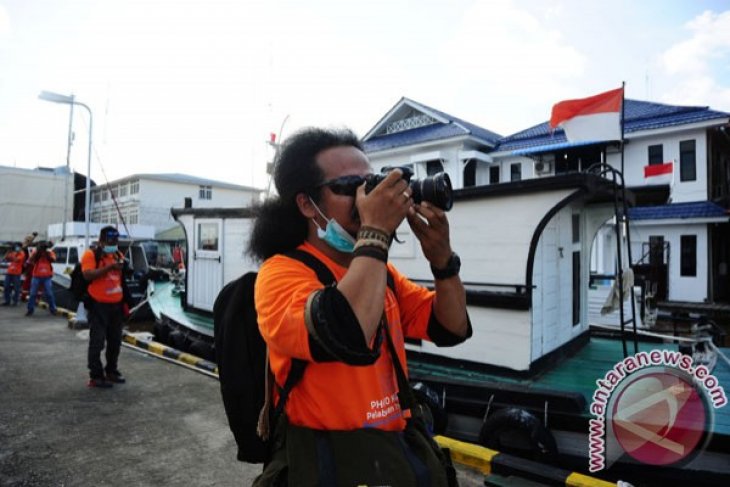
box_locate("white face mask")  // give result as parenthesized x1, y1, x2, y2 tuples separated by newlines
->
(309, 197, 356, 253)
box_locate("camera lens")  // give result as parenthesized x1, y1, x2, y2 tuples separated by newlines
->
(411, 172, 453, 211)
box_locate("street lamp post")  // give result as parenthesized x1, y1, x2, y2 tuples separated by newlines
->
(39, 91, 93, 250)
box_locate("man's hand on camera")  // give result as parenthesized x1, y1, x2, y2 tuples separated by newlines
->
(355, 169, 412, 235)
(406, 201, 452, 269)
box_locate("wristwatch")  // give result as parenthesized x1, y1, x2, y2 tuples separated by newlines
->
(430, 252, 461, 280)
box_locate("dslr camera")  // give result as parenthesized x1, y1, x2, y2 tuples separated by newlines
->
(364, 166, 453, 211)
(37, 241, 52, 251)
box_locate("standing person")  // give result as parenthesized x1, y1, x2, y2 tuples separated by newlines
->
(20, 232, 38, 301)
(25, 241, 57, 316)
(249, 128, 471, 486)
(2, 242, 26, 306)
(83, 226, 128, 388)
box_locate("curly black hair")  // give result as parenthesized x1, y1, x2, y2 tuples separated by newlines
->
(247, 127, 362, 262)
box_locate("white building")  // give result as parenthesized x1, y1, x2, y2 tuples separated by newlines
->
(0, 165, 73, 241)
(88, 173, 264, 234)
(362, 97, 730, 308)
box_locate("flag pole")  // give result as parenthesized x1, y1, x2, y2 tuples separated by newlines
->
(620, 81, 625, 175)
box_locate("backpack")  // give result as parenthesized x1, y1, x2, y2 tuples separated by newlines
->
(213, 250, 335, 463)
(70, 249, 101, 302)
(70, 249, 129, 304)
(213, 249, 396, 464)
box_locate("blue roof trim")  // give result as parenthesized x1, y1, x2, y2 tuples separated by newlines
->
(628, 201, 730, 221)
(497, 99, 730, 153)
(364, 124, 471, 152)
(362, 97, 502, 152)
(512, 140, 601, 156)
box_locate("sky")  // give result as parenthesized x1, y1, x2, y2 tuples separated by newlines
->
(1, 0, 729, 190)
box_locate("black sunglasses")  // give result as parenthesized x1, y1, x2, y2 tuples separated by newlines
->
(317, 175, 368, 197)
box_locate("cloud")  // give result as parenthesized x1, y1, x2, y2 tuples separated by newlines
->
(432, 0, 587, 134)
(0, 4, 10, 43)
(659, 9, 730, 109)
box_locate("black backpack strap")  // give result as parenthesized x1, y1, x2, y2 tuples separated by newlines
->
(272, 249, 397, 415)
(271, 249, 336, 416)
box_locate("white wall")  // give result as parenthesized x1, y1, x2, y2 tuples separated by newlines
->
(91, 178, 262, 233)
(607, 128, 708, 203)
(630, 222, 708, 302)
(0, 166, 73, 241)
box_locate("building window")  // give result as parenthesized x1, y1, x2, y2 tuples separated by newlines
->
(118, 183, 128, 197)
(648, 144, 663, 165)
(110, 185, 118, 198)
(426, 160, 443, 176)
(680, 235, 697, 277)
(197, 222, 219, 251)
(680, 140, 696, 182)
(489, 166, 500, 184)
(510, 162, 522, 181)
(130, 180, 139, 194)
(199, 185, 212, 200)
(463, 160, 476, 187)
(101, 190, 108, 201)
(128, 210, 138, 224)
(93, 191, 101, 203)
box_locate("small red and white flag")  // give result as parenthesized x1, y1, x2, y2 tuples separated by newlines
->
(644, 160, 674, 185)
(549, 87, 623, 143)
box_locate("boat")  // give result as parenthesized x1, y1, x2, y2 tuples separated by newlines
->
(47, 222, 180, 320)
(148, 171, 730, 485)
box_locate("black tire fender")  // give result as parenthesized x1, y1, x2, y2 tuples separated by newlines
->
(478, 407, 557, 461)
(411, 382, 448, 435)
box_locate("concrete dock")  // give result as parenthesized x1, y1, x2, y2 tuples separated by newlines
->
(0, 304, 487, 486)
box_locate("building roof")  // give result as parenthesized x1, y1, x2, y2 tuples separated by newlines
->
(362, 97, 502, 153)
(496, 99, 730, 154)
(628, 201, 730, 221)
(95, 173, 263, 193)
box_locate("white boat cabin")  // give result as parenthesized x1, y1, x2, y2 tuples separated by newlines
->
(391, 173, 623, 372)
(171, 207, 258, 313)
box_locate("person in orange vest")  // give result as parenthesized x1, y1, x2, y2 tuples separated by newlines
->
(2, 242, 26, 306)
(25, 241, 57, 316)
(83, 226, 129, 388)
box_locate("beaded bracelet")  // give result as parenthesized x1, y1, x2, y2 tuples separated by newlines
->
(357, 226, 390, 245)
(354, 238, 389, 253)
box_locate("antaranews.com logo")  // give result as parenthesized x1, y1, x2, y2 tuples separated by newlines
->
(588, 349, 727, 472)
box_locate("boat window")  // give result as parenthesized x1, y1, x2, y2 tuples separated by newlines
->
(130, 245, 147, 272)
(68, 247, 79, 265)
(54, 247, 68, 265)
(198, 223, 219, 251)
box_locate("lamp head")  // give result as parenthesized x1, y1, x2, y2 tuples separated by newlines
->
(38, 91, 75, 104)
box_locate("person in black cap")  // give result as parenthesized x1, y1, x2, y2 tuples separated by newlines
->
(82, 226, 128, 388)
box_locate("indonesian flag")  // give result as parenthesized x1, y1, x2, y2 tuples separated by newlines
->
(549, 87, 623, 142)
(644, 161, 674, 185)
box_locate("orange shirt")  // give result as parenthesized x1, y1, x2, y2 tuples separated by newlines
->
(30, 250, 55, 278)
(255, 242, 435, 432)
(81, 250, 124, 303)
(6, 251, 26, 275)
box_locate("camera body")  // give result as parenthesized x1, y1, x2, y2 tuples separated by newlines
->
(36, 241, 52, 251)
(364, 166, 453, 211)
